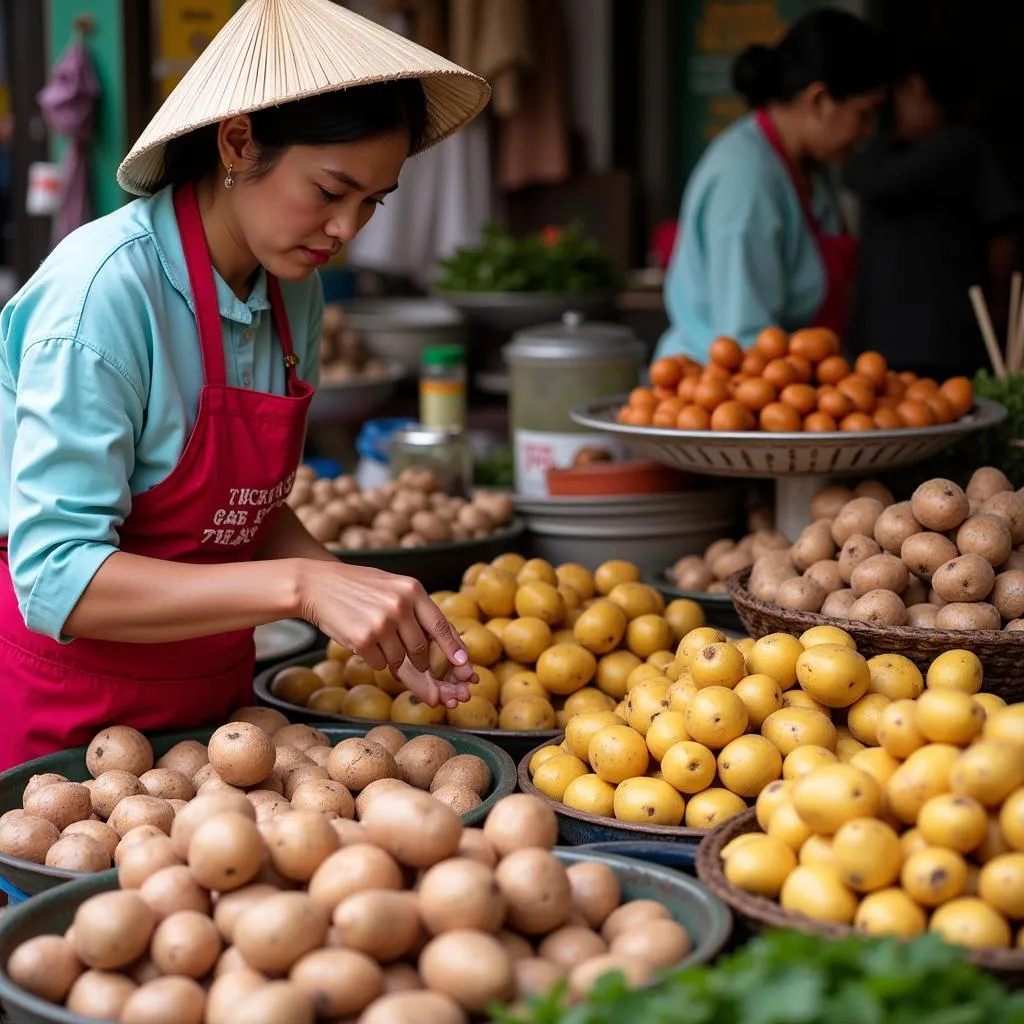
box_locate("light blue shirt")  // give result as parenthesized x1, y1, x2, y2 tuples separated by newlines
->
(0, 186, 323, 642)
(657, 113, 841, 362)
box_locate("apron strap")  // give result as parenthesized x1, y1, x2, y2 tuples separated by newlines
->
(266, 274, 301, 388)
(173, 184, 228, 387)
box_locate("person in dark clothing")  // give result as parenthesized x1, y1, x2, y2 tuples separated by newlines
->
(843, 45, 1021, 380)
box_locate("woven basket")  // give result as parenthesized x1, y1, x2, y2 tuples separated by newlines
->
(727, 568, 1024, 704)
(696, 808, 1024, 985)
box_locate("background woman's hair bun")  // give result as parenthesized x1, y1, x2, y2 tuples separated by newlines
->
(732, 43, 779, 108)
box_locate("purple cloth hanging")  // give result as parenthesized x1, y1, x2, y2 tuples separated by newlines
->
(37, 38, 100, 243)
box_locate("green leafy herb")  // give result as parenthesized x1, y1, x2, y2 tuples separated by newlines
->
(490, 930, 1024, 1024)
(435, 222, 620, 295)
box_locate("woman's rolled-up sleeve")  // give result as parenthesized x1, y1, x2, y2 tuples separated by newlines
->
(9, 336, 144, 642)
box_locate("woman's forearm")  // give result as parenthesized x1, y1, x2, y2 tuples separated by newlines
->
(62, 551, 303, 643)
(256, 504, 337, 563)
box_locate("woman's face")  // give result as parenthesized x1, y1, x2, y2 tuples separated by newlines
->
(227, 129, 410, 281)
(804, 86, 885, 163)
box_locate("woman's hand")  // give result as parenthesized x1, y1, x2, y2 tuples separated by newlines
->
(295, 561, 476, 708)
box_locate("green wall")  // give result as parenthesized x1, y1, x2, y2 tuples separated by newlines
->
(47, 0, 126, 217)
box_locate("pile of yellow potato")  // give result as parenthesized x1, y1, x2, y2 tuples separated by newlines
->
(525, 623, 900, 830)
(721, 648, 1024, 949)
(270, 556, 708, 732)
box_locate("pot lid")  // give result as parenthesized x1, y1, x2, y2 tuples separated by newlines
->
(503, 311, 646, 362)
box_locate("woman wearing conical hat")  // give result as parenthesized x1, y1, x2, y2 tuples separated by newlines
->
(0, 0, 490, 767)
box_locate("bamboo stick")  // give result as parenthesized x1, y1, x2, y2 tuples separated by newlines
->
(1008, 272, 1022, 372)
(969, 285, 1007, 379)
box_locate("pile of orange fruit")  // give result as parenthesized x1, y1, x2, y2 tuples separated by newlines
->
(620, 328, 975, 434)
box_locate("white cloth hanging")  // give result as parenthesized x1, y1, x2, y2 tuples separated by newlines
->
(340, 0, 494, 285)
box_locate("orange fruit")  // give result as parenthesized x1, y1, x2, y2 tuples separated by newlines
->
(816, 356, 850, 385)
(854, 352, 888, 389)
(693, 377, 731, 411)
(817, 387, 853, 419)
(804, 411, 838, 432)
(652, 386, 676, 402)
(873, 407, 904, 430)
(620, 405, 652, 426)
(711, 400, 757, 432)
(629, 387, 656, 410)
(883, 372, 906, 401)
(898, 371, 918, 385)
(779, 383, 818, 415)
(703, 363, 733, 382)
(677, 376, 698, 403)
(840, 412, 876, 432)
(786, 354, 814, 383)
(677, 404, 711, 430)
(790, 328, 839, 363)
(756, 327, 789, 360)
(837, 375, 876, 414)
(652, 398, 685, 427)
(740, 351, 768, 376)
(924, 393, 955, 425)
(734, 377, 778, 412)
(760, 402, 802, 432)
(895, 399, 935, 427)
(905, 379, 939, 401)
(650, 358, 683, 389)
(709, 337, 744, 371)
(940, 377, 974, 418)
(763, 358, 797, 390)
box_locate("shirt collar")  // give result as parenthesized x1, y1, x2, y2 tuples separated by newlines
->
(149, 185, 272, 326)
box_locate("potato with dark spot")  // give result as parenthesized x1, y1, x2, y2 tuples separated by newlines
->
(935, 602, 1002, 630)
(991, 570, 1024, 622)
(804, 560, 844, 595)
(873, 502, 923, 555)
(821, 589, 857, 618)
(901, 532, 958, 582)
(837, 534, 882, 584)
(848, 590, 908, 627)
(957, 514, 1013, 568)
(394, 736, 456, 790)
(931, 554, 995, 604)
(850, 553, 908, 597)
(911, 479, 970, 532)
(982, 491, 1024, 545)
(208, 722, 277, 788)
(86, 726, 154, 779)
(774, 576, 826, 613)
(831, 498, 885, 547)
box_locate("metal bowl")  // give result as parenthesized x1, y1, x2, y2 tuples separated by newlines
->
(0, 724, 515, 898)
(328, 518, 525, 594)
(437, 291, 616, 336)
(308, 361, 406, 426)
(255, 650, 560, 763)
(339, 297, 468, 376)
(0, 849, 731, 1024)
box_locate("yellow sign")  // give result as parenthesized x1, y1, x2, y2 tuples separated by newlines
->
(155, 0, 236, 101)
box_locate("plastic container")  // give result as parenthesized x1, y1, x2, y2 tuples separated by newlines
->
(504, 312, 646, 498)
(354, 417, 417, 491)
(419, 344, 467, 430)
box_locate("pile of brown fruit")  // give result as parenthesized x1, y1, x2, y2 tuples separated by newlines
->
(5, 784, 695, 1024)
(0, 714, 496, 876)
(749, 468, 1024, 630)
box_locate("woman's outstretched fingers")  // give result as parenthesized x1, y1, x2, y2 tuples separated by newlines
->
(417, 596, 470, 669)
(396, 617, 431, 673)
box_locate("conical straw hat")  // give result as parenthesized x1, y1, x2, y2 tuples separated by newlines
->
(118, 0, 491, 197)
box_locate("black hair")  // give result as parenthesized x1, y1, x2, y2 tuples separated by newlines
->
(732, 9, 890, 110)
(164, 78, 428, 186)
(893, 43, 961, 109)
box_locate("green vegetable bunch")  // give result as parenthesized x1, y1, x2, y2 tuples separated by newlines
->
(435, 222, 620, 295)
(492, 930, 1024, 1024)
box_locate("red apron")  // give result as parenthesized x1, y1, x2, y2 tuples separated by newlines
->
(0, 183, 313, 770)
(756, 109, 860, 338)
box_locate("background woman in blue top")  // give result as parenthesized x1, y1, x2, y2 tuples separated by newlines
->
(658, 9, 889, 363)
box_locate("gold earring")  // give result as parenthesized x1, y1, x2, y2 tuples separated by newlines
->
(224, 163, 234, 189)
